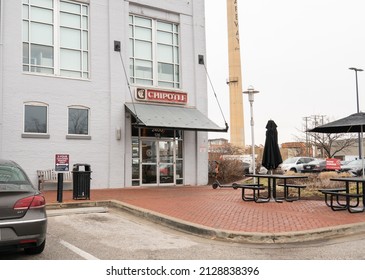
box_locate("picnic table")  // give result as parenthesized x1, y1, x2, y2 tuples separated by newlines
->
(245, 174, 308, 203)
(319, 177, 365, 213)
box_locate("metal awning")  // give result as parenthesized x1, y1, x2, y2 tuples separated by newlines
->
(125, 103, 228, 132)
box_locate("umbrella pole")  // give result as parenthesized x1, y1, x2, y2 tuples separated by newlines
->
(269, 169, 273, 198)
(361, 126, 364, 178)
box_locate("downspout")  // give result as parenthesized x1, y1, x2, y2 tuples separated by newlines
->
(0, 0, 4, 157)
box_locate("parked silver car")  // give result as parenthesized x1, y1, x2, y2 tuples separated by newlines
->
(340, 159, 364, 176)
(0, 160, 47, 254)
(279, 157, 315, 173)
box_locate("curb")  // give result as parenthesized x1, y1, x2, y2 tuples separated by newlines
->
(47, 206, 108, 217)
(46, 200, 365, 244)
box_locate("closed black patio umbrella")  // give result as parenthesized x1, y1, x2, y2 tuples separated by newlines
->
(262, 120, 283, 172)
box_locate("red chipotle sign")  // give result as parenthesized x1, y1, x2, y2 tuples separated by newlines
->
(136, 88, 188, 105)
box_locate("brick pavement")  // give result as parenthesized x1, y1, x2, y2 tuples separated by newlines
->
(43, 185, 365, 236)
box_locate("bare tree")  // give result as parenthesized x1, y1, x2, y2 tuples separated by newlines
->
(209, 142, 244, 156)
(309, 132, 357, 158)
(295, 132, 356, 158)
(299, 115, 357, 158)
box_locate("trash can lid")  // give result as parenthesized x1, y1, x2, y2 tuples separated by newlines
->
(73, 163, 91, 171)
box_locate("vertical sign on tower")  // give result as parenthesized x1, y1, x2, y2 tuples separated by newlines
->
(227, 0, 245, 147)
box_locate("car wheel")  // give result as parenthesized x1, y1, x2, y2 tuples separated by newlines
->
(24, 239, 46, 255)
(290, 168, 297, 173)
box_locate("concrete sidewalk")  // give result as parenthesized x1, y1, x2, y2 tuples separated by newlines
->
(43, 185, 365, 243)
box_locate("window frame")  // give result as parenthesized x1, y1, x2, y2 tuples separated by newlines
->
(129, 14, 180, 89)
(22, 0, 90, 79)
(22, 102, 50, 139)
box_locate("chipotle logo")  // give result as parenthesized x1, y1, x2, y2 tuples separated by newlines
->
(136, 88, 188, 105)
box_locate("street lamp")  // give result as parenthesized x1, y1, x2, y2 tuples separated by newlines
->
(349, 67, 363, 159)
(243, 86, 259, 176)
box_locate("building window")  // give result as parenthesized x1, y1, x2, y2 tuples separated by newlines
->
(129, 15, 180, 88)
(22, 0, 89, 79)
(24, 102, 48, 134)
(68, 106, 89, 135)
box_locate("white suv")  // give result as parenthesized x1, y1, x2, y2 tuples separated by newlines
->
(280, 157, 315, 173)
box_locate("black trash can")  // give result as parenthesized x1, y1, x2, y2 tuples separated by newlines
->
(72, 164, 91, 200)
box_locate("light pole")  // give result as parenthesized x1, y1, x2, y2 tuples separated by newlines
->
(243, 86, 259, 176)
(349, 67, 363, 159)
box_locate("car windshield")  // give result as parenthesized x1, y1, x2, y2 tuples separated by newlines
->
(0, 165, 33, 191)
(345, 160, 363, 167)
(282, 158, 297, 164)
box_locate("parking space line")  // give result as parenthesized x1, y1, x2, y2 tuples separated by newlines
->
(59, 239, 99, 260)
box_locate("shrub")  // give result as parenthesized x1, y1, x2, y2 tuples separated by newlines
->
(209, 160, 246, 184)
(285, 171, 352, 190)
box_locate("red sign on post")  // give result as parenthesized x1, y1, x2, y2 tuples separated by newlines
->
(55, 154, 70, 172)
(326, 158, 341, 170)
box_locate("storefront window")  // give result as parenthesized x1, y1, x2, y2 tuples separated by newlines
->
(176, 160, 183, 185)
(132, 138, 140, 186)
(175, 139, 183, 158)
(175, 139, 183, 185)
(140, 128, 175, 138)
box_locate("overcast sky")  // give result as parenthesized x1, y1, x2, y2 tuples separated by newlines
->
(205, 0, 365, 146)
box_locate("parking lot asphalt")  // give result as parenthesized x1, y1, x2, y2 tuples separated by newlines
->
(43, 185, 365, 243)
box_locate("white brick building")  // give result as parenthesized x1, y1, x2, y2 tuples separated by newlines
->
(0, 0, 226, 189)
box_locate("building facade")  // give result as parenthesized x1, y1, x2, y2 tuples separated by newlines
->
(0, 0, 225, 189)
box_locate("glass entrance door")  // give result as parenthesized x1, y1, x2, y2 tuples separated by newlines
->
(141, 139, 175, 186)
(141, 140, 157, 185)
(158, 140, 174, 185)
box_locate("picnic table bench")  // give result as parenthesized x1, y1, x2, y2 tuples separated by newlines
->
(37, 169, 72, 190)
(232, 183, 266, 202)
(319, 188, 347, 209)
(277, 183, 307, 202)
(321, 190, 363, 213)
(319, 177, 365, 213)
